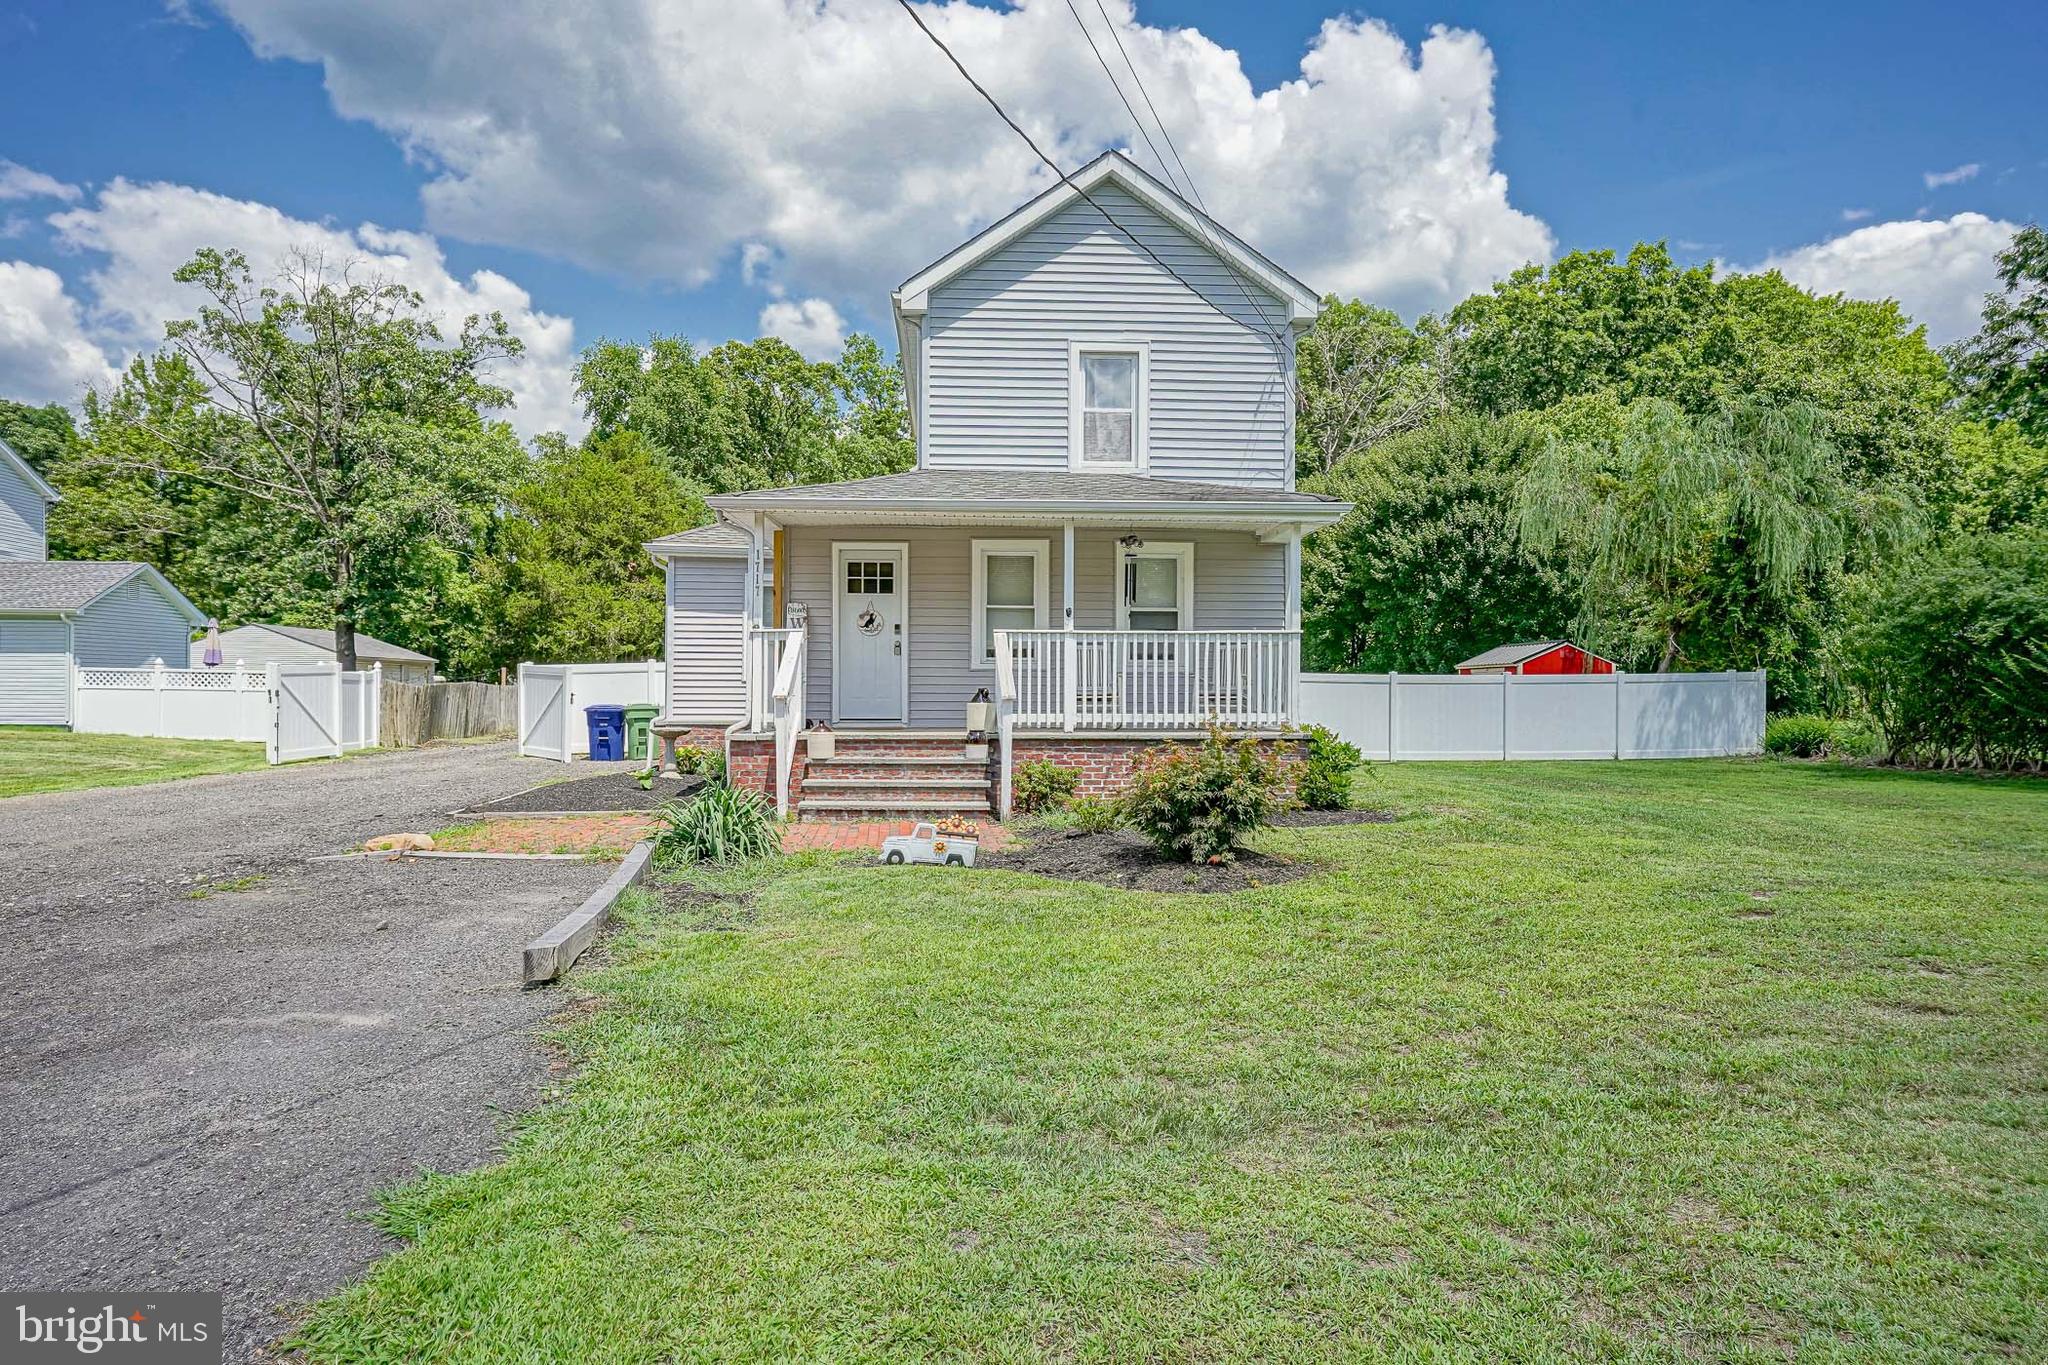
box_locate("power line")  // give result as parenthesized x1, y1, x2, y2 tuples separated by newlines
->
(892, 0, 1284, 357)
(1063, 0, 1181, 197)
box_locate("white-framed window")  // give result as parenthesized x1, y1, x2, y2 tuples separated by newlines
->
(1069, 342, 1147, 472)
(970, 538, 1049, 669)
(1116, 540, 1194, 632)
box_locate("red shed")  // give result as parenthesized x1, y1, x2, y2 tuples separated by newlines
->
(1455, 641, 1616, 676)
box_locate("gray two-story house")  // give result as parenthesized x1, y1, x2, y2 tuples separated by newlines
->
(646, 152, 1351, 818)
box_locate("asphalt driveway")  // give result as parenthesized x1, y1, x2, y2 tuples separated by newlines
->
(0, 743, 617, 1360)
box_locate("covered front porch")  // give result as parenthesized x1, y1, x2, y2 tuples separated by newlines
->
(706, 470, 1350, 816)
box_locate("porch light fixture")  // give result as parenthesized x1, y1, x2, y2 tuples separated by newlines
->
(1117, 534, 1144, 548)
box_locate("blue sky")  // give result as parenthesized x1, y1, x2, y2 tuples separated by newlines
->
(1, 0, 2040, 436)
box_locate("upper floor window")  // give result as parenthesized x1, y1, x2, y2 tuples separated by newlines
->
(1070, 343, 1147, 472)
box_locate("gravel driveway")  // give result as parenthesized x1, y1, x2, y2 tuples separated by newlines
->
(0, 744, 619, 1359)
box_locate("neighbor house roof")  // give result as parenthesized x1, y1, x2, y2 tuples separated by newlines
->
(704, 472, 1343, 532)
(234, 623, 436, 665)
(643, 522, 752, 558)
(0, 560, 204, 620)
(1455, 641, 1578, 671)
(0, 435, 60, 504)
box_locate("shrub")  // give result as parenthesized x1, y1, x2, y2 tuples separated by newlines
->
(1037, 796, 1124, 834)
(654, 785, 778, 865)
(1119, 727, 1282, 864)
(1013, 759, 1080, 814)
(1296, 725, 1363, 809)
(671, 744, 728, 785)
(1764, 714, 1837, 758)
(1844, 530, 2048, 770)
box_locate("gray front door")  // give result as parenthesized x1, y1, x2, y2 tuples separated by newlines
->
(835, 547, 905, 722)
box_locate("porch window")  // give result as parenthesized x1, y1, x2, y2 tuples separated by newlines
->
(1069, 343, 1147, 471)
(971, 539, 1049, 668)
(1116, 541, 1194, 633)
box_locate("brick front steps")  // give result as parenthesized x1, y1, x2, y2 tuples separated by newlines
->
(798, 734, 993, 820)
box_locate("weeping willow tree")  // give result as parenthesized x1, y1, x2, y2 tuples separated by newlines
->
(1516, 396, 1918, 676)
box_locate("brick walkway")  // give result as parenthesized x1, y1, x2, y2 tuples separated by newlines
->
(780, 820, 1011, 852)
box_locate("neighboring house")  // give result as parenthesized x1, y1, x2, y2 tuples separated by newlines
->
(0, 437, 210, 725)
(1456, 641, 1617, 676)
(645, 152, 1353, 818)
(195, 623, 437, 683)
(0, 561, 209, 725)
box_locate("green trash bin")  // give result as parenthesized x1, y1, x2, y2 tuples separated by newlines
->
(623, 703, 660, 762)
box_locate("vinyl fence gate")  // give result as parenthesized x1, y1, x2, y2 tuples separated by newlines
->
(516, 660, 663, 761)
(268, 662, 382, 764)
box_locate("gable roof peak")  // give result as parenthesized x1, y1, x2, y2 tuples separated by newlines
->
(892, 148, 1318, 324)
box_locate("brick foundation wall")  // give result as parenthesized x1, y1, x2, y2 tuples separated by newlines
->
(1007, 734, 1307, 805)
(727, 735, 775, 800)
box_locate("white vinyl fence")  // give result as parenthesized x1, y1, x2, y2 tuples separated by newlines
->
(73, 659, 382, 764)
(517, 660, 663, 761)
(1299, 671, 1765, 761)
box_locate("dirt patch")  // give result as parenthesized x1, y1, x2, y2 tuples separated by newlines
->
(433, 814, 654, 854)
(979, 827, 1321, 893)
(649, 879, 760, 931)
(1270, 808, 1396, 828)
(466, 772, 703, 814)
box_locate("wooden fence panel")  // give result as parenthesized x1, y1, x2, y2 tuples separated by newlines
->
(380, 680, 516, 746)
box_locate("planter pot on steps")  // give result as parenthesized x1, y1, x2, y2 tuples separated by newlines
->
(806, 732, 836, 762)
(963, 742, 990, 764)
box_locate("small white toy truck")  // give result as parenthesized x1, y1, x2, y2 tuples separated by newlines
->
(879, 822, 979, 867)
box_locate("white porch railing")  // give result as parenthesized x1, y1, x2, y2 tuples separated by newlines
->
(770, 631, 806, 817)
(999, 629, 1300, 732)
(748, 627, 802, 732)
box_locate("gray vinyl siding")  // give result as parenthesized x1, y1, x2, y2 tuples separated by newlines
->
(667, 557, 747, 722)
(72, 575, 194, 667)
(786, 524, 1285, 728)
(0, 457, 48, 562)
(0, 619, 71, 724)
(923, 183, 1293, 490)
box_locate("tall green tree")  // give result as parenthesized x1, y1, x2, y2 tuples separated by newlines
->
(1302, 414, 1575, 672)
(478, 432, 705, 671)
(1293, 298, 1446, 480)
(1448, 242, 1953, 494)
(96, 248, 529, 668)
(1516, 397, 1917, 690)
(1949, 223, 2048, 440)
(576, 332, 911, 495)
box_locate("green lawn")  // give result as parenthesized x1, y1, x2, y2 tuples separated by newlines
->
(0, 725, 267, 798)
(296, 760, 2046, 1363)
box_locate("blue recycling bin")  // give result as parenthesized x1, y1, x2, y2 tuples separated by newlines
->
(584, 704, 626, 761)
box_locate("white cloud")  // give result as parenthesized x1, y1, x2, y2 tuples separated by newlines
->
(205, 0, 1552, 319)
(0, 159, 81, 203)
(1742, 212, 2017, 343)
(1922, 162, 1980, 190)
(0, 261, 121, 405)
(1840, 207, 1872, 222)
(32, 178, 582, 439)
(758, 296, 846, 359)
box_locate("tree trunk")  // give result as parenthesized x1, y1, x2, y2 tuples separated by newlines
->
(333, 543, 358, 671)
(334, 616, 358, 672)
(1656, 627, 1680, 673)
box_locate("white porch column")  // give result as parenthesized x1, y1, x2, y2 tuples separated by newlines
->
(1061, 520, 1077, 733)
(1284, 530, 1303, 724)
(745, 512, 765, 729)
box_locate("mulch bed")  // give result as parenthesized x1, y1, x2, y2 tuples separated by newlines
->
(466, 772, 704, 815)
(979, 807, 1394, 894)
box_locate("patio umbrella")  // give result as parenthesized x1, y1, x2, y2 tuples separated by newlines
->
(201, 619, 222, 667)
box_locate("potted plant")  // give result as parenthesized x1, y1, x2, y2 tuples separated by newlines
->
(805, 720, 835, 762)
